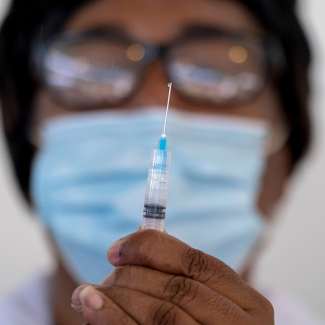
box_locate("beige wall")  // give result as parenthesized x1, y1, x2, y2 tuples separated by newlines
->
(0, 0, 324, 319)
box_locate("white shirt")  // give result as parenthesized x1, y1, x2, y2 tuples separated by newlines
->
(0, 275, 52, 325)
(0, 274, 324, 325)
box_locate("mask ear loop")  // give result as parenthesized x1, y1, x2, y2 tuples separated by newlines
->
(263, 117, 290, 156)
(240, 117, 291, 279)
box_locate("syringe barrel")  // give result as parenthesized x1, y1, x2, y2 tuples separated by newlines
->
(142, 149, 172, 232)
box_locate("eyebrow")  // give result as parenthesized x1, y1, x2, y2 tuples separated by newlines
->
(179, 25, 264, 41)
(67, 24, 264, 44)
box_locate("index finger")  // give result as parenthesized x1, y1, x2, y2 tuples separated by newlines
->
(108, 229, 239, 284)
(107, 230, 270, 314)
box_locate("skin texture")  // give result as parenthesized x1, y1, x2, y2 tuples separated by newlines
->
(31, 0, 292, 324)
(72, 230, 274, 325)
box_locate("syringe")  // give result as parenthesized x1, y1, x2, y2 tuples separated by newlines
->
(142, 83, 173, 232)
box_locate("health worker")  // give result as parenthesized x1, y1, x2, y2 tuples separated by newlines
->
(0, 0, 322, 324)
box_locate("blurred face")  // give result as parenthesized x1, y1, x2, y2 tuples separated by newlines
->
(33, 0, 290, 217)
(31, 0, 291, 280)
(35, 0, 281, 121)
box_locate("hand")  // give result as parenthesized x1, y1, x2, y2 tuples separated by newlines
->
(72, 230, 274, 325)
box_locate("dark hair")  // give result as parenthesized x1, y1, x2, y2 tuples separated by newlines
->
(0, 0, 311, 199)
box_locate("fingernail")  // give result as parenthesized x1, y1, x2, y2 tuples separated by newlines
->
(107, 239, 123, 263)
(71, 303, 83, 315)
(71, 284, 88, 314)
(80, 286, 103, 311)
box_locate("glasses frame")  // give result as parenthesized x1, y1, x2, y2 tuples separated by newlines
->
(32, 26, 286, 109)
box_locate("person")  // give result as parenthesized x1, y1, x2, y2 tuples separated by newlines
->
(0, 0, 322, 324)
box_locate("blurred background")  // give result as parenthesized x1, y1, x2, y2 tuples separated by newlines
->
(0, 0, 324, 319)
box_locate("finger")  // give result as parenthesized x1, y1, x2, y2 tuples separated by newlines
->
(100, 265, 253, 324)
(78, 285, 138, 325)
(72, 283, 96, 315)
(96, 285, 199, 325)
(107, 230, 269, 313)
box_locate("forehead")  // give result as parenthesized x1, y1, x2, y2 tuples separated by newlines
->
(64, 0, 263, 43)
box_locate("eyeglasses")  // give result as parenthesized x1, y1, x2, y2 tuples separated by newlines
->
(32, 26, 285, 109)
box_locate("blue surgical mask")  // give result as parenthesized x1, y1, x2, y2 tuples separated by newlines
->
(31, 107, 269, 284)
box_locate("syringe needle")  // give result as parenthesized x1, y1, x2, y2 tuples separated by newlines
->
(162, 83, 172, 137)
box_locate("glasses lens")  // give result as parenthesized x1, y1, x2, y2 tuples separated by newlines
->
(41, 38, 147, 107)
(167, 37, 266, 106)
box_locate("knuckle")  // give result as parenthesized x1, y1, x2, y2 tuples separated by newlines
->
(267, 300, 275, 316)
(181, 247, 213, 280)
(215, 296, 236, 317)
(260, 298, 275, 320)
(152, 301, 178, 325)
(163, 276, 198, 306)
(210, 260, 242, 286)
(248, 296, 275, 324)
